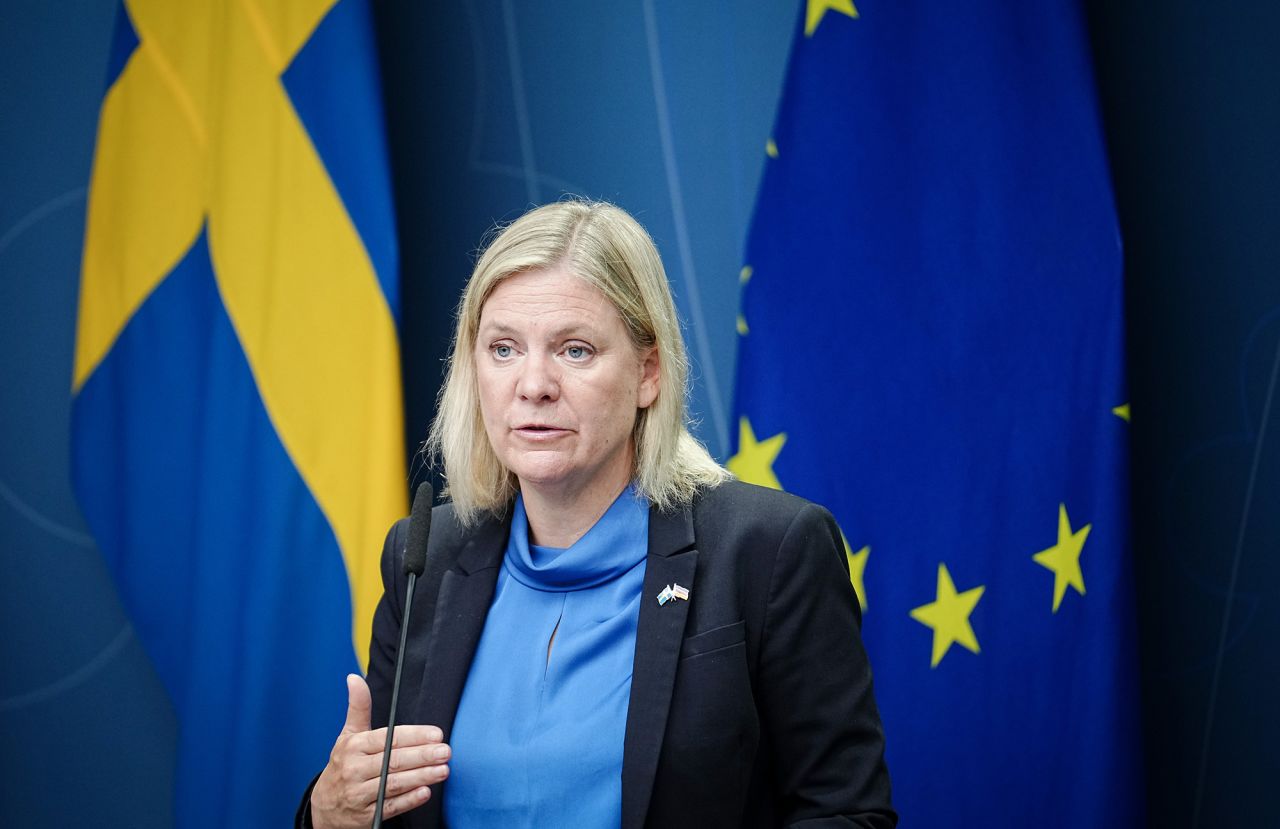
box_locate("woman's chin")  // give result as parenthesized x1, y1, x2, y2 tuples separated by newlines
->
(512, 463, 574, 491)
(513, 463, 621, 499)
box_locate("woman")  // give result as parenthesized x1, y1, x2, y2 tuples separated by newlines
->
(300, 200, 895, 828)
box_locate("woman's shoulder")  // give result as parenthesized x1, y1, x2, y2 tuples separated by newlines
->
(694, 478, 830, 516)
(691, 479, 838, 538)
(682, 481, 849, 609)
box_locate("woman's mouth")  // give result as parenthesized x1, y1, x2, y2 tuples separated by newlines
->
(514, 424, 570, 439)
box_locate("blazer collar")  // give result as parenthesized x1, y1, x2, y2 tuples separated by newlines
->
(645, 496, 697, 558)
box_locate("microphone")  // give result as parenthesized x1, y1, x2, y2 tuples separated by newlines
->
(373, 482, 433, 829)
(402, 482, 431, 578)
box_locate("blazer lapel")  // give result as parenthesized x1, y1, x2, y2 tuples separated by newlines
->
(418, 514, 509, 733)
(413, 513, 508, 828)
(621, 502, 698, 829)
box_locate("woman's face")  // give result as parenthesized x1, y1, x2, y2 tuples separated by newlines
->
(474, 265, 660, 502)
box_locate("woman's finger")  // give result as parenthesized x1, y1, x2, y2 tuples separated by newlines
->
(352, 724, 445, 754)
(355, 764, 449, 807)
(389, 742, 452, 770)
(380, 785, 434, 820)
(340, 741, 452, 785)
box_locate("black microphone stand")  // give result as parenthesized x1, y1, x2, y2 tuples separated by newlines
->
(371, 569, 418, 828)
(372, 482, 432, 828)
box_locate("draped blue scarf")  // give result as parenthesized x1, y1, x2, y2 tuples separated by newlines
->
(445, 487, 650, 828)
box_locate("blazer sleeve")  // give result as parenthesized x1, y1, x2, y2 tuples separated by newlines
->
(756, 503, 896, 828)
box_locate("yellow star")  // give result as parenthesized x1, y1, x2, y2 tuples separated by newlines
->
(909, 563, 985, 668)
(727, 416, 786, 490)
(766, 138, 779, 158)
(1112, 403, 1130, 422)
(844, 539, 870, 610)
(1032, 504, 1090, 612)
(806, 0, 859, 37)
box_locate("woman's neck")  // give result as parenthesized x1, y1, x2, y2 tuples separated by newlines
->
(519, 477, 632, 548)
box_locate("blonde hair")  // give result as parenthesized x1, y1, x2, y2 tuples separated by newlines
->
(426, 198, 730, 525)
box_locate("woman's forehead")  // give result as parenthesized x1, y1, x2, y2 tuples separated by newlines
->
(479, 268, 616, 323)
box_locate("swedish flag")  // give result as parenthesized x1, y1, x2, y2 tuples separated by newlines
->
(71, 1, 404, 825)
(731, 2, 1144, 825)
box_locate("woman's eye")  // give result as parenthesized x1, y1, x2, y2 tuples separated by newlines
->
(493, 344, 514, 359)
(564, 345, 591, 361)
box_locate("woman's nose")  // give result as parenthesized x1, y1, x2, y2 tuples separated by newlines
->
(516, 352, 559, 401)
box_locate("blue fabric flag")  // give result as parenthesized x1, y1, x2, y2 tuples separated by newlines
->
(729, 2, 1144, 825)
(72, 1, 405, 825)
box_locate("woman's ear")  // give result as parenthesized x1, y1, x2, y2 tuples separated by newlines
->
(637, 347, 660, 409)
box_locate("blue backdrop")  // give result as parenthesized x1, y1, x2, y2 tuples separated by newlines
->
(3, 1, 1280, 826)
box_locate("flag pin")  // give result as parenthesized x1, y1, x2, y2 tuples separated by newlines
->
(657, 583, 690, 605)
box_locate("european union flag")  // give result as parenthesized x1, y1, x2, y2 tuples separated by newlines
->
(71, 1, 404, 825)
(730, 2, 1144, 825)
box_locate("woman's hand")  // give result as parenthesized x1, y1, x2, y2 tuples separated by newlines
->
(310, 674, 450, 829)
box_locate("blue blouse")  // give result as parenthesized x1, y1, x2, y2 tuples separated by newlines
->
(444, 488, 650, 828)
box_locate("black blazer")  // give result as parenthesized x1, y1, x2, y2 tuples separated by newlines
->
(299, 480, 895, 828)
